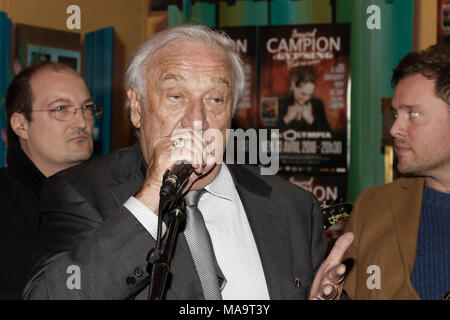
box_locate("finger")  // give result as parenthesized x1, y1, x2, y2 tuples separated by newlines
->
(325, 232, 354, 266)
(322, 284, 333, 296)
(336, 263, 346, 277)
(185, 142, 205, 172)
(170, 139, 202, 174)
(204, 136, 218, 166)
(171, 130, 205, 162)
(327, 264, 346, 283)
(190, 132, 208, 167)
(321, 284, 338, 300)
(170, 133, 205, 169)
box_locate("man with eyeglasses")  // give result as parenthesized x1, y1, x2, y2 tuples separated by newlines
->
(0, 61, 100, 299)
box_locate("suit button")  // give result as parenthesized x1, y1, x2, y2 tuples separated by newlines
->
(126, 276, 136, 286)
(134, 268, 143, 278)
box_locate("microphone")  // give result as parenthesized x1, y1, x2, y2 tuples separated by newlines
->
(159, 161, 194, 198)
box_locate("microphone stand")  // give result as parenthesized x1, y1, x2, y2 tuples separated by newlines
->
(147, 185, 186, 300)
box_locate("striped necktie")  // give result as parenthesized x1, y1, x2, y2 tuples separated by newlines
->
(184, 189, 225, 300)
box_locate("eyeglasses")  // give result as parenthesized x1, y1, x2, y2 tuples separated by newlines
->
(26, 104, 103, 121)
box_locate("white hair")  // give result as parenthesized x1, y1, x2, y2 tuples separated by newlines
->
(124, 24, 245, 115)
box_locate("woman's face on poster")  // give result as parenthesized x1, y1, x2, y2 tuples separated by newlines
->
(292, 81, 315, 105)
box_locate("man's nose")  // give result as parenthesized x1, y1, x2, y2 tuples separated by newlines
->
(182, 98, 209, 130)
(72, 108, 88, 129)
(389, 117, 405, 139)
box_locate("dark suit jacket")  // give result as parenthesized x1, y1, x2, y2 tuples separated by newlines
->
(0, 137, 45, 299)
(24, 144, 327, 300)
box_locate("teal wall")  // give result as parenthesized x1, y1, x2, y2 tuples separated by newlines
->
(169, 1, 216, 27)
(219, 0, 268, 26)
(167, 0, 415, 202)
(336, 0, 414, 201)
(270, 0, 332, 25)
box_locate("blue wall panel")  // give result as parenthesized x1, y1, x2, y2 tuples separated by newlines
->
(0, 11, 12, 167)
(84, 27, 114, 157)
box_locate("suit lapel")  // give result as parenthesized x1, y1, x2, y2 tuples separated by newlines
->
(107, 144, 146, 207)
(228, 165, 295, 299)
(107, 144, 203, 299)
(107, 157, 295, 299)
(389, 177, 424, 299)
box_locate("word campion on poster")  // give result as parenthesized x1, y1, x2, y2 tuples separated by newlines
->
(258, 24, 350, 175)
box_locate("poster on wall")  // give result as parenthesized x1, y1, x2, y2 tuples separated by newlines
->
(256, 24, 351, 240)
(287, 173, 347, 203)
(438, 0, 450, 45)
(258, 24, 351, 177)
(220, 23, 351, 205)
(219, 26, 258, 130)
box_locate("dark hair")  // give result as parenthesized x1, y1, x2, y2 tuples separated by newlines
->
(392, 44, 450, 104)
(6, 61, 73, 122)
(290, 65, 316, 87)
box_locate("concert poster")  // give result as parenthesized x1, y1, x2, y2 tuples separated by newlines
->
(438, 0, 450, 45)
(221, 25, 351, 239)
(258, 24, 350, 176)
(288, 172, 348, 241)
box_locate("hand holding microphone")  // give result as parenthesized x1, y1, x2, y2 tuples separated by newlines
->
(135, 127, 215, 214)
(159, 161, 194, 198)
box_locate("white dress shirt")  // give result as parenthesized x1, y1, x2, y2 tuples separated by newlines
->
(124, 164, 270, 299)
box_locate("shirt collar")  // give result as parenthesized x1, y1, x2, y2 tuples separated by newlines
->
(204, 164, 235, 202)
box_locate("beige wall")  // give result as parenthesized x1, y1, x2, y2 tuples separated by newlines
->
(0, 0, 150, 150)
(148, 10, 168, 36)
(414, 0, 438, 51)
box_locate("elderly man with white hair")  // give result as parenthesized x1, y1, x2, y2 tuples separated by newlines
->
(24, 25, 353, 300)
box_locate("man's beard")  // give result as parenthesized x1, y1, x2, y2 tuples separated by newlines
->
(395, 138, 449, 176)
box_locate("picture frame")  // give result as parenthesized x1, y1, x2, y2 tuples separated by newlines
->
(15, 23, 81, 72)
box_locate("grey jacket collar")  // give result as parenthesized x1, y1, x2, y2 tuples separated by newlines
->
(110, 144, 293, 299)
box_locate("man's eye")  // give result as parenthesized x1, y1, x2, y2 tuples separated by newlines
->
(170, 95, 182, 101)
(54, 105, 67, 112)
(82, 104, 94, 111)
(211, 98, 224, 104)
(409, 111, 419, 119)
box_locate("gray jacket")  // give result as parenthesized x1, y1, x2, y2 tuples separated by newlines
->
(24, 144, 327, 300)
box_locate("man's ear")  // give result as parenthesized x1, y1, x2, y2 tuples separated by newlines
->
(10, 112, 29, 140)
(127, 88, 142, 129)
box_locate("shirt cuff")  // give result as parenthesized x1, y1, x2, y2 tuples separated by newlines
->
(124, 196, 166, 240)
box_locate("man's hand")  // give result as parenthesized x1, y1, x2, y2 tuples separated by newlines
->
(308, 232, 354, 300)
(135, 128, 212, 213)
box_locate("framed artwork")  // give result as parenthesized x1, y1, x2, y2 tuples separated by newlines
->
(438, 0, 450, 45)
(15, 23, 81, 72)
(27, 45, 81, 73)
(381, 98, 394, 147)
(381, 98, 399, 183)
